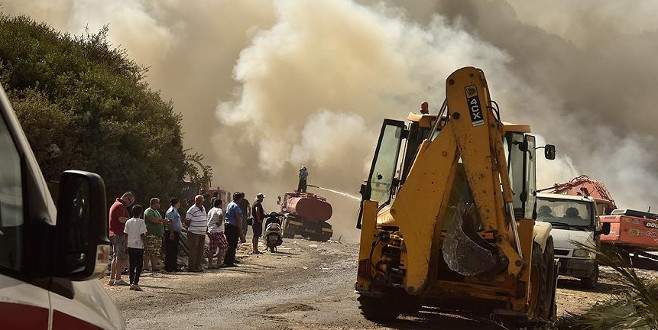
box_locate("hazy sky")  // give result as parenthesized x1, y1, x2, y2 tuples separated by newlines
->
(4, 0, 658, 240)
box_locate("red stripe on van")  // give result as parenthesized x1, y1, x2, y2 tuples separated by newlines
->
(53, 310, 102, 330)
(0, 302, 48, 330)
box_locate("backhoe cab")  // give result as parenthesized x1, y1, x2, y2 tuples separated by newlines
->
(356, 67, 558, 326)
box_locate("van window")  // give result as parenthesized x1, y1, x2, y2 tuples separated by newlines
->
(0, 113, 23, 271)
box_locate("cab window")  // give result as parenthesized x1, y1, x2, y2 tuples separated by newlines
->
(0, 112, 23, 272)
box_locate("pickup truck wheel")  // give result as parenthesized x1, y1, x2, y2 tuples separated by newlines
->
(580, 266, 599, 289)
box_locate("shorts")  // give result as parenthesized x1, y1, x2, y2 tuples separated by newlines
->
(144, 234, 162, 259)
(252, 221, 263, 237)
(110, 234, 128, 261)
(207, 232, 228, 256)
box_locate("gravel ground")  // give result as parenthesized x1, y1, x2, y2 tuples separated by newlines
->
(102, 237, 657, 329)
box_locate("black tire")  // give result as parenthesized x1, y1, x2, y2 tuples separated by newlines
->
(357, 295, 402, 322)
(282, 220, 295, 238)
(531, 238, 556, 322)
(269, 245, 275, 253)
(580, 265, 599, 289)
(543, 238, 557, 321)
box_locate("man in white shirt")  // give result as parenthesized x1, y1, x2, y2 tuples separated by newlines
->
(185, 195, 207, 272)
(124, 204, 147, 291)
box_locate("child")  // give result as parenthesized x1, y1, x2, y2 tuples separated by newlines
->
(124, 204, 147, 291)
(207, 199, 228, 269)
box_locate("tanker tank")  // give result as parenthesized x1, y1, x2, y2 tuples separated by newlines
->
(279, 191, 333, 241)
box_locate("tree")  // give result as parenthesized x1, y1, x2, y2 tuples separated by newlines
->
(0, 15, 211, 202)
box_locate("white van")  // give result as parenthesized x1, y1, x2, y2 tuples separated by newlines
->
(0, 85, 124, 329)
(536, 193, 610, 288)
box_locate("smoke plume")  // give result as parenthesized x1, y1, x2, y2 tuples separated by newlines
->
(4, 0, 658, 240)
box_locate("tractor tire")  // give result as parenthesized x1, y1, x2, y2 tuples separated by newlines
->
(357, 294, 407, 322)
(530, 237, 556, 322)
(580, 266, 599, 289)
(318, 233, 331, 242)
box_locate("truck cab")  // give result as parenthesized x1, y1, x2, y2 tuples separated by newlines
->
(0, 85, 123, 329)
(536, 193, 610, 288)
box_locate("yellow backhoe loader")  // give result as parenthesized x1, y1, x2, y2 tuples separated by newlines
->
(356, 67, 559, 327)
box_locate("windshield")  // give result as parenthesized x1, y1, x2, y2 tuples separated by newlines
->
(537, 198, 594, 229)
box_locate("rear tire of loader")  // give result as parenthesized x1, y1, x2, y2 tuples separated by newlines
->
(530, 238, 556, 323)
(358, 293, 417, 322)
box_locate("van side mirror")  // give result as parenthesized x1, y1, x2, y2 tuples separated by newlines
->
(544, 144, 556, 160)
(55, 170, 109, 280)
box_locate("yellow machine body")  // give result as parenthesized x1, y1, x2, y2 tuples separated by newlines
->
(356, 67, 556, 324)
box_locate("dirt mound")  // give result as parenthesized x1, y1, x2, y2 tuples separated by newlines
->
(264, 303, 317, 314)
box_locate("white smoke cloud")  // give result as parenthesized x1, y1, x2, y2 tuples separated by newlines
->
(4, 0, 658, 239)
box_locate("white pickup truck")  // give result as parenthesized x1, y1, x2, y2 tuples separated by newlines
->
(0, 85, 124, 329)
(536, 193, 610, 288)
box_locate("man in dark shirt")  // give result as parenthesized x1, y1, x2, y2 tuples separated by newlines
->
(237, 192, 250, 243)
(251, 193, 266, 254)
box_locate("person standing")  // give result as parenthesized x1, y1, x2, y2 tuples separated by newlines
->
(143, 198, 166, 272)
(185, 195, 207, 272)
(108, 191, 134, 286)
(224, 192, 244, 267)
(251, 193, 266, 254)
(237, 192, 251, 243)
(124, 204, 147, 291)
(206, 199, 228, 268)
(164, 198, 182, 272)
(298, 166, 308, 193)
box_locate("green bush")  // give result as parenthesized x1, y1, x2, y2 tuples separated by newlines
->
(0, 14, 208, 202)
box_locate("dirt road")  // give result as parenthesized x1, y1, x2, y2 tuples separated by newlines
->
(104, 238, 651, 329)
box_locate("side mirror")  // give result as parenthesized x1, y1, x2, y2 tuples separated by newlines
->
(598, 222, 611, 236)
(543, 144, 556, 160)
(55, 170, 108, 280)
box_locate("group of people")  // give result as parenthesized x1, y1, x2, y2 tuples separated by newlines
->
(107, 190, 268, 291)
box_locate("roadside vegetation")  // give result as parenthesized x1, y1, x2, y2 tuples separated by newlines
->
(0, 14, 211, 200)
(557, 243, 658, 329)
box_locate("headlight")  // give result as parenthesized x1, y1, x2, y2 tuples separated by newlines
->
(572, 249, 591, 258)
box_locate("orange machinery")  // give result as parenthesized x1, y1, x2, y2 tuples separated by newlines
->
(541, 176, 658, 256)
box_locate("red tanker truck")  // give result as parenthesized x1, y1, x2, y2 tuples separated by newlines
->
(279, 191, 333, 242)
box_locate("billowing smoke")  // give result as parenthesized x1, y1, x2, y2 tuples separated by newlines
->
(4, 0, 658, 240)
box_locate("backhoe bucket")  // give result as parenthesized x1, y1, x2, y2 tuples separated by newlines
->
(442, 203, 500, 276)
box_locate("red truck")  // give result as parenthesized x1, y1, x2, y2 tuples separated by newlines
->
(279, 191, 333, 242)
